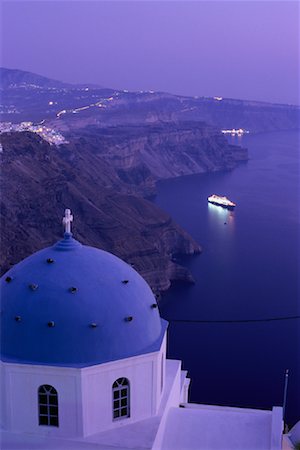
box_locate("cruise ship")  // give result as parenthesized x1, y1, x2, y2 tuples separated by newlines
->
(208, 194, 236, 209)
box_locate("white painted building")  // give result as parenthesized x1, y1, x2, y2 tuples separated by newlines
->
(0, 210, 284, 449)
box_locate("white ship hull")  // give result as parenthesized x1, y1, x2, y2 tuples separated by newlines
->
(208, 195, 236, 209)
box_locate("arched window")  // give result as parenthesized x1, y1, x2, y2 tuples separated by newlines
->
(112, 378, 130, 420)
(38, 385, 59, 427)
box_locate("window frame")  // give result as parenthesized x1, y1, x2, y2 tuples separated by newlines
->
(38, 384, 59, 427)
(112, 377, 130, 421)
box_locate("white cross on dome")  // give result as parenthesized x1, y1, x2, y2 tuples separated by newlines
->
(62, 208, 73, 234)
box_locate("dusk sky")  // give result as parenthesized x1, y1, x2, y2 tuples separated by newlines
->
(2, 1, 299, 105)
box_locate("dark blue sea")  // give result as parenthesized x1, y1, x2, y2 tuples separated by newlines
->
(153, 130, 300, 426)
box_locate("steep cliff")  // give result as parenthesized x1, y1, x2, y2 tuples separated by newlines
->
(174, 97, 300, 133)
(68, 122, 248, 193)
(0, 132, 200, 291)
(48, 91, 299, 135)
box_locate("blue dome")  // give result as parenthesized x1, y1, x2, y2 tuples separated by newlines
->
(0, 233, 166, 367)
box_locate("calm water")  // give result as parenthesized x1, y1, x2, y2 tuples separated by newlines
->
(153, 130, 300, 426)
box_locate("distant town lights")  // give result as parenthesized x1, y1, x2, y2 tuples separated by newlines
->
(214, 96, 223, 101)
(48, 101, 54, 105)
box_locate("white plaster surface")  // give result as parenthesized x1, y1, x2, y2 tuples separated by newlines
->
(0, 359, 284, 450)
(1, 362, 82, 437)
(157, 404, 282, 450)
(0, 358, 184, 450)
(0, 413, 160, 450)
(1, 336, 167, 439)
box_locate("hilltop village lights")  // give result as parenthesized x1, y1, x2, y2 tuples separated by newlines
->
(0, 121, 68, 146)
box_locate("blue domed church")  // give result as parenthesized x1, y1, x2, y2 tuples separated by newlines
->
(0, 211, 283, 450)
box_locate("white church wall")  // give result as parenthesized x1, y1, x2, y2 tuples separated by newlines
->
(81, 346, 165, 436)
(1, 334, 168, 438)
(180, 377, 191, 404)
(151, 359, 183, 450)
(270, 407, 283, 450)
(2, 362, 83, 437)
(157, 334, 167, 406)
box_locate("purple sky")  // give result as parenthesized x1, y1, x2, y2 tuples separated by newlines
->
(2, 1, 299, 104)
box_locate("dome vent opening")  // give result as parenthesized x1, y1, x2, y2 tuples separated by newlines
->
(29, 283, 38, 291)
(5, 276, 13, 283)
(151, 303, 158, 309)
(89, 323, 98, 328)
(48, 321, 55, 327)
(122, 280, 129, 284)
(124, 316, 133, 322)
(69, 287, 78, 293)
(46, 258, 55, 264)
(15, 316, 21, 322)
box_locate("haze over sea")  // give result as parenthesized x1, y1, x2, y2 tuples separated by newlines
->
(153, 130, 300, 426)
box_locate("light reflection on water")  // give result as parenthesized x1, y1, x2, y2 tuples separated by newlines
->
(207, 203, 235, 232)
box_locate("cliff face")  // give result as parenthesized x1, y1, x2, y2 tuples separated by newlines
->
(69, 122, 248, 194)
(174, 97, 300, 133)
(0, 132, 200, 291)
(48, 91, 299, 135)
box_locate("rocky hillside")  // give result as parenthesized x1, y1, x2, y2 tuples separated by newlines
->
(0, 67, 71, 89)
(0, 132, 200, 292)
(1, 68, 299, 133)
(52, 91, 299, 134)
(174, 97, 300, 133)
(68, 122, 248, 195)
